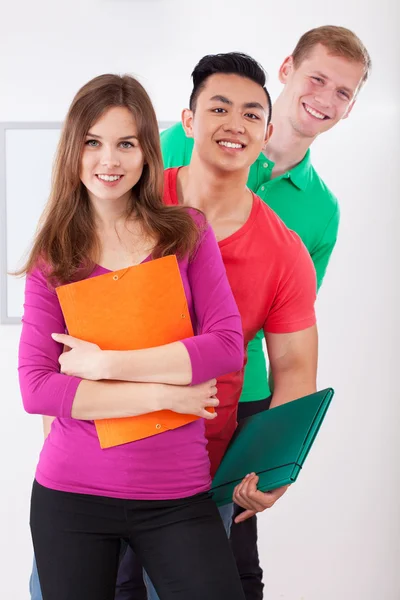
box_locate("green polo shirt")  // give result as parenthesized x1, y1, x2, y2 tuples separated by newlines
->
(160, 123, 340, 402)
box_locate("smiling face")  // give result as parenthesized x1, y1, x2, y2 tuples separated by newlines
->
(279, 43, 366, 139)
(183, 73, 272, 174)
(80, 106, 145, 207)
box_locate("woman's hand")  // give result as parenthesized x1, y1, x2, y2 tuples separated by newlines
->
(165, 379, 219, 419)
(51, 333, 107, 380)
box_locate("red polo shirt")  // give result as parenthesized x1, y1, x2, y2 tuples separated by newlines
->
(164, 168, 317, 475)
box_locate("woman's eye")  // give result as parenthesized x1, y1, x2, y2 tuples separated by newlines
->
(85, 139, 99, 147)
(120, 141, 134, 149)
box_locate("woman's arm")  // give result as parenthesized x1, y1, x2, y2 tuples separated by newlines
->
(52, 223, 244, 386)
(19, 267, 218, 420)
(71, 379, 218, 420)
(51, 332, 194, 385)
(179, 221, 244, 385)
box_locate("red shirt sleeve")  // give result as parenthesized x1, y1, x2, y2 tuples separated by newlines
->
(264, 238, 317, 334)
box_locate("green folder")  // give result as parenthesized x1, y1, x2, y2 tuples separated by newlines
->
(211, 388, 334, 506)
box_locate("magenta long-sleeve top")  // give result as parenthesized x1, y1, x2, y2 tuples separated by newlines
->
(18, 221, 244, 499)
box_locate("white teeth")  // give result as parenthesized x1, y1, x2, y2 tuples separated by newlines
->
(218, 141, 243, 149)
(304, 104, 326, 120)
(97, 174, 121, 182)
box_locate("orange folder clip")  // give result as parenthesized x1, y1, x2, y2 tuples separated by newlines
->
(56, 255, 202, 448)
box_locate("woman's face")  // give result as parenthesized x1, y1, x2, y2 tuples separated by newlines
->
(80, 106, 145, 207)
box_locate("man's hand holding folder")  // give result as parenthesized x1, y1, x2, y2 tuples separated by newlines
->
(211, 389, 334, 514)
(233, 473, 289, 523)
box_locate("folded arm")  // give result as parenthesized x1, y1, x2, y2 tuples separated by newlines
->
(19, 268, 218, 421)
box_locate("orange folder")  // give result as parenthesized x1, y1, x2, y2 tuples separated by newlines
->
(56, 255, 202, 448)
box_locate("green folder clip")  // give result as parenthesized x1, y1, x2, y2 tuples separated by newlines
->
(211, 388, 334, 506)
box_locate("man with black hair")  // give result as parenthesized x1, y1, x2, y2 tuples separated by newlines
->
(129, 50, 319, 600)
(163, 49, 318, 503)
(159, 26, 370, 600)
(109, 51, 318, 600)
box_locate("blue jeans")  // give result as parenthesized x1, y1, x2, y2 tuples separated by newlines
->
(30, 557, 42, 600)
(143, 502, 234, 600)
(30, 503, 233, 600)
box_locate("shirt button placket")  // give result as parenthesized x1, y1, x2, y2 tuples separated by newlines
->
(259, 160, 271, 196)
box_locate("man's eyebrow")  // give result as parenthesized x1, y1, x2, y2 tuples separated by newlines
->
(208, 96, 265, 112)
(243, 102, 265, 112)
(86, 133, 138, 140)
(209, 95, 233, 105)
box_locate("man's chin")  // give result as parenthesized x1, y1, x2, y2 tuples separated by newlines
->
(292, 121, 321, 140)
(207, 153, 254, 175)
(214, 161, 249, 174)
(293, 116, 335, 139)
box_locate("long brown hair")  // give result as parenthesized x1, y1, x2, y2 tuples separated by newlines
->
(19, 74, 202, 285)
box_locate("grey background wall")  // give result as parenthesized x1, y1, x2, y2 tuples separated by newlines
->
(1, 1, 399, 598)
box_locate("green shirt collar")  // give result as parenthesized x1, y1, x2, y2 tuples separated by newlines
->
(258, 148, 312, 192)
(288, 149, 311, 191)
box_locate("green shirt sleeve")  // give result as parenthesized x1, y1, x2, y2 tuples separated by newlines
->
(311, 203, 340, 291)
(241, 331, 270, 402)
(160, 123, 194, 168)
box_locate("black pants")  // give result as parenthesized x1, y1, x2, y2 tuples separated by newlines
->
(114, 398, 271, 600)
(114, 542, 148, 600)
(31, 480, 245, 600)
(229, 396, 272, 600)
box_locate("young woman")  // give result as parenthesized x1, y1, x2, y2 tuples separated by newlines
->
(19, 74, 245, 600)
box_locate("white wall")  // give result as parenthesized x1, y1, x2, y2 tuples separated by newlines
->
(1, 0, 399, 598)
